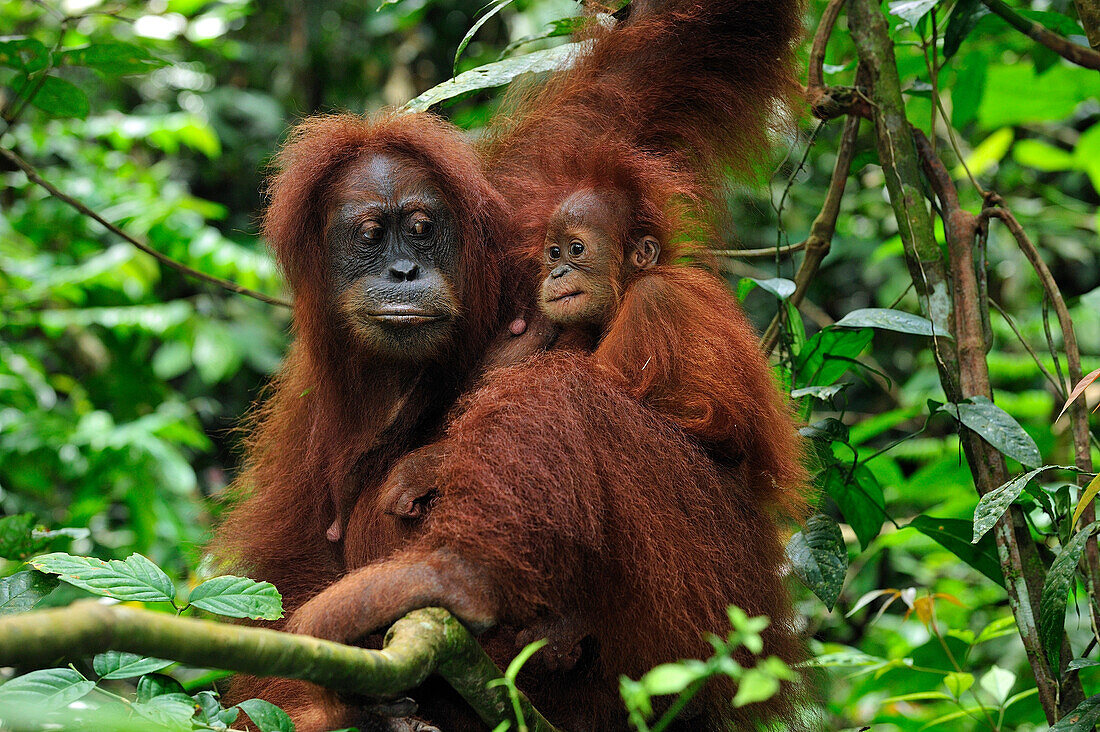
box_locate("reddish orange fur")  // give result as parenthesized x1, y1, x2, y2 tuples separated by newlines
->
(307, 353, 805, 731)
(211, 1, 807, 728)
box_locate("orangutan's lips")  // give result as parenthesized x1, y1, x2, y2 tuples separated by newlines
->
(366, 306, 447, 326)
(548, 291, 585, 303)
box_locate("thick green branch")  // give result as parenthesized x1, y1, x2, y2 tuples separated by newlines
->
(0, 602, 557, 732)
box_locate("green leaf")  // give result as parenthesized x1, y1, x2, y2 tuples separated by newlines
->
(1013, 139, 1075, 172)
(59, 42, 167, 76)
(454, 0, 517, 75)
(951, 52, 987, 128)
(795, 328, 873, 388)
(972, 465, 1084, 542)
(833, 308, 940, 337)
(132, 693, 196, 731)
(959, 128, 1014, 178)
(1051, 694, 1100, 731)
(0, 513, 39, 559)
(405, 41, 588, 113)
(940, 396, 1042, 468)
(943, 0, 987, 58)
(824, 465, 885, 551)
(30, 552, 176, 603)
(790, 384, 849, 401)
(0, 570, 58, 614)
(1039, 522, 1100, 669)
(93, 651, 173, 680)
(0, 668, 95, 710)
(187, 575, 282, 620)
(944, 671, 974, 697)
(0, 37, 49, 72)
(732, 668, 780, 707)
(136, 673, 186, 703)
(639, 661, 706, 697)
(237, 698, 294, 732)
(1067, 659, 1100, 671)
(979, 665, 1015, 705)
(908, 516, 1004, 586)
(888, 0, 941, 27)
(786, 514, 848, 611)
(11, 75, 89, 119)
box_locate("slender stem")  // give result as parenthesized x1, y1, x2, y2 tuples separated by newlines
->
(761, 113, 860, 355)
(0, 146, 290, 308)
(713, 240, 806, 258)
(987, 298, 1065, 397)
(981, 0, 1100, 70)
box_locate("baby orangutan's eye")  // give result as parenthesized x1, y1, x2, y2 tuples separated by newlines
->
(548, 245, 561, 261)
(569, 241, 585, 257)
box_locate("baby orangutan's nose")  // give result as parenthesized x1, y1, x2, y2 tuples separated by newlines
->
(550, 265, 570, 279)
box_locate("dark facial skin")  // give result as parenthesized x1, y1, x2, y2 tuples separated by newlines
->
(327, 153, 462, 360)
(538, 189, 660, 327)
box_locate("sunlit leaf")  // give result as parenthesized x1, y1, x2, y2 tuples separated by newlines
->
(93, 651, 173, 680)
(0, 570, 58, 615)
(0, 669, 95, 710)
(833, 308, 940, 337)
(30, 552, 176, 603)
(237, 698, 294, 732)
(187, 575, 282, 620)
(972, 465, 1083, 542)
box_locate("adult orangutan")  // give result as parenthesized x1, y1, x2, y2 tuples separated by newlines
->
(210, 0, 805, 729)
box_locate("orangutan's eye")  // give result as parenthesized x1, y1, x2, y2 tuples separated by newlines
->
(363, 223, 383, 243)
(410, 219, 433, 236)
(569, 241, 585, 257)
(548, 246, 561, 261)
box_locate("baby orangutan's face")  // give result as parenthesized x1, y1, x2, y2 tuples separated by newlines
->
(538, 190, 659, 327)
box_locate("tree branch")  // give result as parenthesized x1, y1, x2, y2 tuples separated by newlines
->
(0, 603, 558, 732)
(847, 1, 1068, 719)
(981, 0, 1100, 70)
(761, 112, 860, 356)
(0, 146, 291, 308)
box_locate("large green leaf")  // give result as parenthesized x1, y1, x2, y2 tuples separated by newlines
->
(1039, 523, 1100, 669)
(0, 668, 95, 711)
(943, 0, 988, 58)
(93, 651, 173, 680)
(833, 308, 941, 337)
(59, 42, 166, 76)
(786, 514, 848, 611)
(237, 698, 294, 732)
(1050, 694, 1100, 731)
(454, 0, 517, 75)
(908, 516, 1004, 586)
(30, 552, 176, 603)
(0, 37, 49, 72)
(0, 570, 58, 615)
(972, 465, 1084, 542)
(187, 575, 283, 620)
(405, 41, 587, 112)
(824, 465, 885, 551)
(795, 329, 874, 388)
(11, 74, 89, 119)
(941, 397, 1042, 467)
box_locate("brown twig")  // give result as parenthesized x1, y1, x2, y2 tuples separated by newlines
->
(0, 146, 290, 308)
(981, 0, 1100, 70)
(761, 113, 860, 356)
(808, 0, 846, 90)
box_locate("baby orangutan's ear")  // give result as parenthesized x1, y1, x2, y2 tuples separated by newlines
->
(380, 445, 443, 521)
(630, 235, 661, 270)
